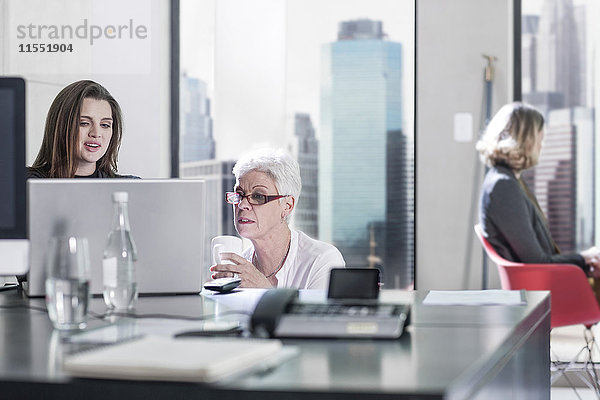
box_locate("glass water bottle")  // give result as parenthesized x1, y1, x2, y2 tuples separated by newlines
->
(103, 191, 138, 310)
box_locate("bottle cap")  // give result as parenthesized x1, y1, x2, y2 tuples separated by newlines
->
(112, 192, 128, 202)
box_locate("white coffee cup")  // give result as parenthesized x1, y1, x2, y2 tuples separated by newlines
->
(211, 235, 243, 265)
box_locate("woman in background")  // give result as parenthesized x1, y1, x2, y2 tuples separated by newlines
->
(210, 147, 345, 289)
(477, 101, 600, 277)
(27, 80, 137, 179)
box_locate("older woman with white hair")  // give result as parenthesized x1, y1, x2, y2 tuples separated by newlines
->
(210, 147, 345, 289)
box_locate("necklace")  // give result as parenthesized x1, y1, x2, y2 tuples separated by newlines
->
(254, 237, 291, 279)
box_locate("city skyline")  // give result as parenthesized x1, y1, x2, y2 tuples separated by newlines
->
(179, 0, 414, 161)
(521, 0, 595, 252)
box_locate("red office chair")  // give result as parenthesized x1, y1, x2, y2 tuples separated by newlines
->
(474, 224, 600, 393)
(474, 224, 600, 329)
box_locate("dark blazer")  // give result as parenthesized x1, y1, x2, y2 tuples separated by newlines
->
(479, 164, 587, 270)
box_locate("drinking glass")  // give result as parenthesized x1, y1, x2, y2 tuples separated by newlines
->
(45, 236, 91, 330)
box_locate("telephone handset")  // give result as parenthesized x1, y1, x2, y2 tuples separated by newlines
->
(250, 288, 299, 338)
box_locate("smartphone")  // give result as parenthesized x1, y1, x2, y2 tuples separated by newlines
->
(203, 277, 242, 293)
(327, 268, 380, 300)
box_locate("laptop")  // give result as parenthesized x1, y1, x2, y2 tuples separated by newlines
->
(26, 179, 206, 297)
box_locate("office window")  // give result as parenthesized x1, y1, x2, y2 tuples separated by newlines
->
(520, 0, 599, 252)
(179, 0, 414, 289)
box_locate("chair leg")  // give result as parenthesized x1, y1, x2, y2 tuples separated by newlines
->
(582, 328, 600, 396)
(551, 326, 600, 398)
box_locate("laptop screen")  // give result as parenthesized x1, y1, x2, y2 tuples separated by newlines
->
(27, 179, 206, 297)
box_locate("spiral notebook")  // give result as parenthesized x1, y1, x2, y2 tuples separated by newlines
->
(63, 335, 284, 382)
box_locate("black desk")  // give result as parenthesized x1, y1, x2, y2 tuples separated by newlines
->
(0, 289, 550, 399)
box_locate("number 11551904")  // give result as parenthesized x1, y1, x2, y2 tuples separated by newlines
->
(18, 43, 73, 53)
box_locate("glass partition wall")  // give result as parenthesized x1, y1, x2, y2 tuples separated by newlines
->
(520, 0, 600, 255)
(0, 0, 414, 288)
(177, 0, 415, 288)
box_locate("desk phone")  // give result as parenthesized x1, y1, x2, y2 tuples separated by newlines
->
(250, 288, 410, 339)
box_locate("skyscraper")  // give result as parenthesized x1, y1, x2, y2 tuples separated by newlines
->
(533, 111, 577, 252)
(386, 129, 414, 288)
(320, 19, 412, 287)
(521, 15, 539, 94)
(536, 0, 583, 108)
(294, 113, 319, 239)
(521, 0, 594, 252)
(180, 76, 215, 163)
(531, 108, 594, 252)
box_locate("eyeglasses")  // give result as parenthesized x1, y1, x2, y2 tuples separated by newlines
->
(225, 191, 287, 205)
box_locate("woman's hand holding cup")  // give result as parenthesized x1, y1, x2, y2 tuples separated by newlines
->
(210, 252, 272, 288)
(210, 235, 243, 278)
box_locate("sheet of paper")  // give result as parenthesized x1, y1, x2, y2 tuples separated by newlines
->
(422, 290, 526, 306)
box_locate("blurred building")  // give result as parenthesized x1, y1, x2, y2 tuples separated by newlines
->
(293, 113, 319, 239)
(319, 19, 412, 288)
(386, 129, 414, 288)
(521, 15, 539, 94)
(521, 0, 594, 252)
(535, 109, 594, 251)
(180, 76, 215, 163)
(535, 0, 584, 108)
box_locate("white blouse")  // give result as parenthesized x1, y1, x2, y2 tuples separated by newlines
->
(242, 229, 346, 290)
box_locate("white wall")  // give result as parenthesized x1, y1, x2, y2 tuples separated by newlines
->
(416, 0, 513, 290)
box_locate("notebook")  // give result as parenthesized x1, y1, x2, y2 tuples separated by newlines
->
(63, 335, 283, 382)
(26, 179, 206, 297)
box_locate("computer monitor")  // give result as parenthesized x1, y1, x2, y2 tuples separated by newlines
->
(0, 77, 29, 275)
